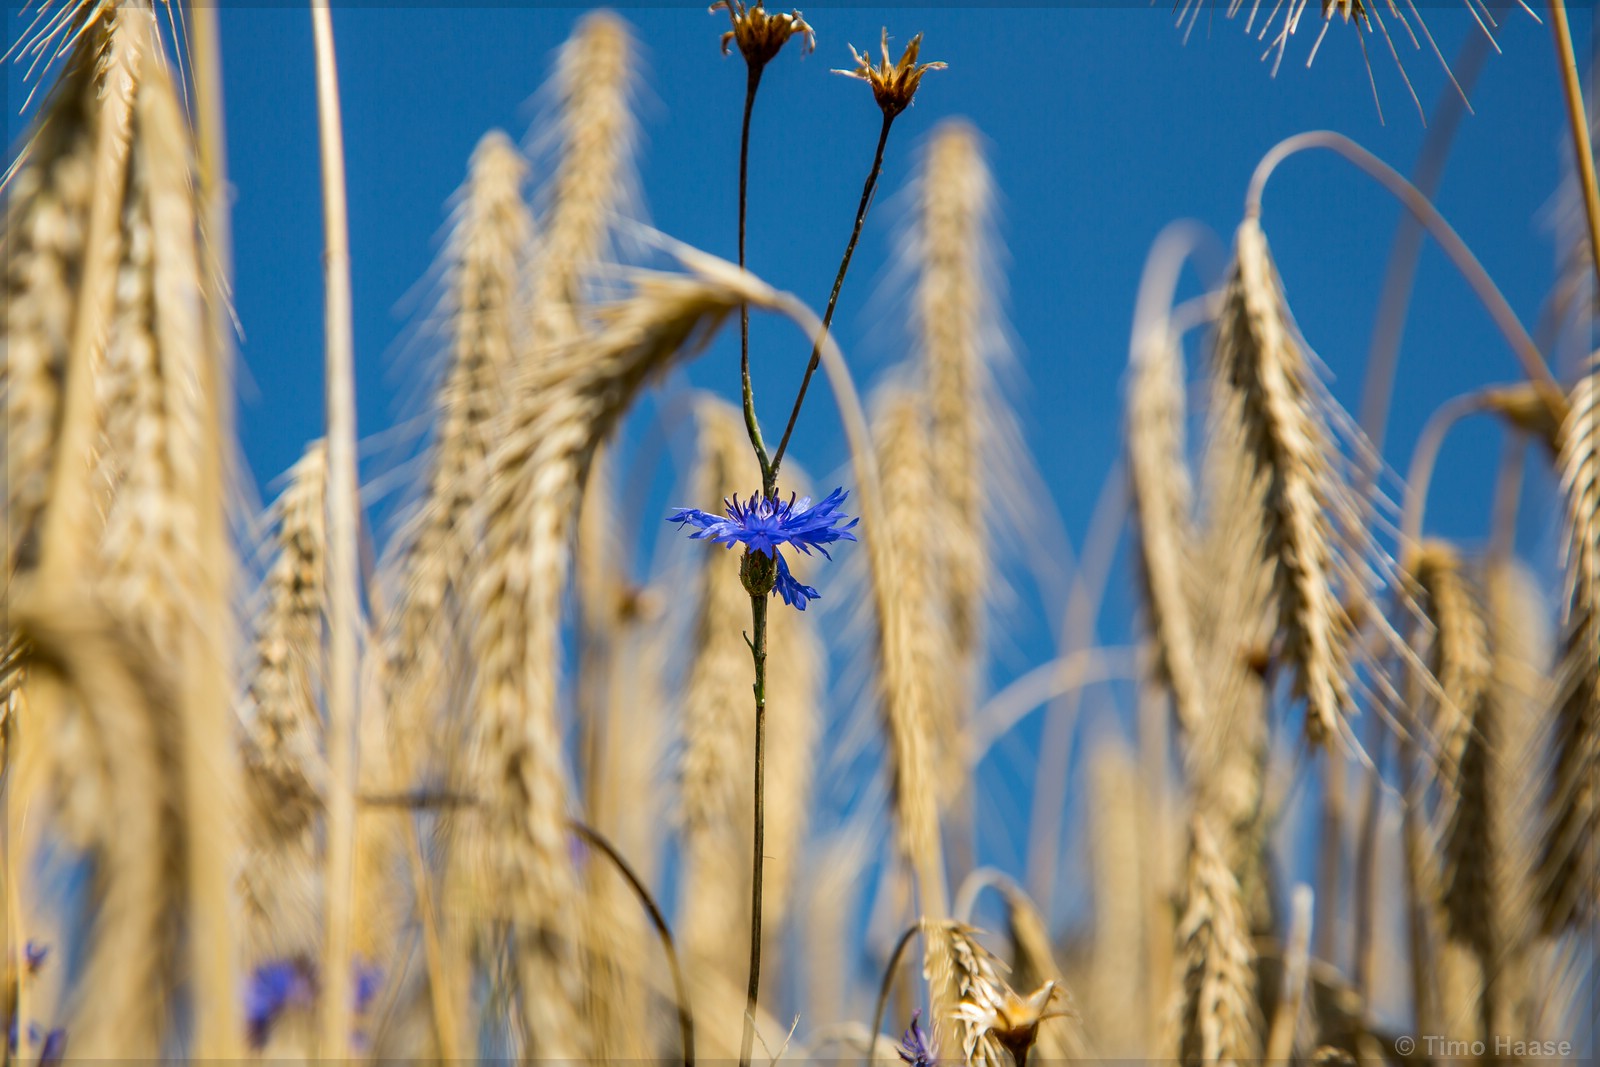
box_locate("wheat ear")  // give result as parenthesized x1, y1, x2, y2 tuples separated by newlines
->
(463, 269, 770, 1056)
(1213, 218, 1359, 748)
(531, 10, 636, 343)
(386, 131, 531, 780)
(1538, 358, 1599, 933)
(1169, 815, 1261, 1066)
(1127, 229, 1207, 738)
(912, 121, 996, 699)
(90, 24, 241, 1052)
(240, 442, 329, 971)
(2, 23, 101, 582)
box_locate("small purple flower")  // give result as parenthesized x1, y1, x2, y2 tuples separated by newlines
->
(354, 960, 384, 1015)
(34, 1026, 65, 1067)
(898, 1009, 936, 1067)
(23, 941, 48, 974)
(245, 959, 316, 1049)
(669, 487, 858, 610)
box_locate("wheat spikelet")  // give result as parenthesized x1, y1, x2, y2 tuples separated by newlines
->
(385, 131, 530, 783)
(531, 10, 636, 343)
(910, 121, 998, 699)
(1127, 274, 1205, 738)
(1212, 217, 1361, 748)
(1539, 358, 1599, 932)
(1180, 403, 1275, 926)
(2, 28, 100, 581)
(1409, 541, 1490, 804)
(117, 36, 242, 1054)
(1439, 558, 1550, 1038)
(240, 442, 328, 968)
(1169, 815, 1261, 1066)
(869, 380, 954, 883)
(462, 269, 761, 1056)
(924, 921, 1007, 1067)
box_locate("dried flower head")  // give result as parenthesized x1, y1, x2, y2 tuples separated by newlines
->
(953, 979, 1059, 1067)
(835, 29, 945, 119)
(712, 0, 814, 68)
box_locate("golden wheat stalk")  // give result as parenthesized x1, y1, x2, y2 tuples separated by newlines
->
(2, 25, 101, 582)
(463, 267, 772, 1056)
(240, 442, 329, 969)
(84, 20, 241, 1052)
(1538, 357, 1598, 933)
(1169, 815, 1260, 1067)
(1212, 217, 1366, 749)
(385, 131, 531, 778)
(910, 121, 995, 697)
(531, 10, 636, 343)
(864, 382, 954, 935)
(1127, 235, 1206, 738)
(1439, 557, 1549, 1040)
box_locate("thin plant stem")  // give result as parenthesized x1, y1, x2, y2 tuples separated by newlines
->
(1398, 388, 1499, 558)
(737, 63, 773, 490)
(769, 111, 896, 480)
(1245, 130, 1564, 411)
(570, 820, 696, 1067)
(1548, 0, 1600, 290)
(310, 2, 360, 1057)
(739, 590, 769, 1067)
(866, 923, 922, 1067)
(1265, 885, 1315, 1063)
(1315, 745, 1345, 966)
(733, 55, 772, 1067)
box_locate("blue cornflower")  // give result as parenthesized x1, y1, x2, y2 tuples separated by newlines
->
(245, 959, 315, 1049)
(668, 487, 858, 610)
(898, 1010, 936, 1067)
(23, 940, 48, 974)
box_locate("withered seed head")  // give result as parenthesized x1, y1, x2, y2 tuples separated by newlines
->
(834, 29, 945, 119)
(711, 0, 814, 70)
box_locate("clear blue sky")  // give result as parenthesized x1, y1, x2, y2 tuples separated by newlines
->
(184, 2, 1588, 565)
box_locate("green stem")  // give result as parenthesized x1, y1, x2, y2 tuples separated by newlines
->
(738, 591, 769, 1067)
(737, 63, 773, 489)
(769, 111, 896, 482)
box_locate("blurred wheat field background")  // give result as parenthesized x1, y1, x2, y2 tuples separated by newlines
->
(0, 1, 1596, 1063)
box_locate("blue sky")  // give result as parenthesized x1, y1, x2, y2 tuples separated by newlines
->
(184, 2, 1589, 559)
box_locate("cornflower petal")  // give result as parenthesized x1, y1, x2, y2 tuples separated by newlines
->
(667, 487, 857, 609)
